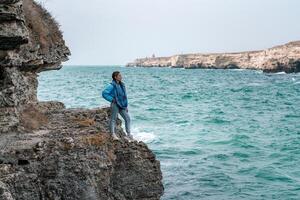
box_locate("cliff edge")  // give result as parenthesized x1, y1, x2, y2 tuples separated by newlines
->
(0, 0, 164, 199)
(126, 41, 300, 73)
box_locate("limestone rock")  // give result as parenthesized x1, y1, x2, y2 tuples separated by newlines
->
(126, 41, 300, 73)
(0, 0, 70, 132)
(0, 106, 164, 200)
(0, 0, 164, 199)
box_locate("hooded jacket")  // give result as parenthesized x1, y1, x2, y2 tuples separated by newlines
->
(102, 80, 128, 109)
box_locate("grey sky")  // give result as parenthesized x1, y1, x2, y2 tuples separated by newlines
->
(37, 0, 300, 65)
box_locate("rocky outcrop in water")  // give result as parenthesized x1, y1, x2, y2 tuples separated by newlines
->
(0, 0, 164, 199)
(126, 41, 300, 73)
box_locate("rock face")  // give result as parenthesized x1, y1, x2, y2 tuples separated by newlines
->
(126, 41, 300, 73)
(0, 0, 164, 199)
(0, 105, 163, 200)
(0, 0, 70, 133)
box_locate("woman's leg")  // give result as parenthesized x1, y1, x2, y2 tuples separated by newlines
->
(119, 108, 131, 135)
(109, 101, 119, 136)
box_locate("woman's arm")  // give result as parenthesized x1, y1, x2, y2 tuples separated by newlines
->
(102, 84, 114, 102)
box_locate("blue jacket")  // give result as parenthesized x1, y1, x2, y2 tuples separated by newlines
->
(102, 80, 128, 109)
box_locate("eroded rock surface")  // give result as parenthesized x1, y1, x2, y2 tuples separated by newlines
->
(0, 0, 71, 132)
(0, 104, 163, 200)
(0, 0, 164, 199)
(126, 41, 300, 73)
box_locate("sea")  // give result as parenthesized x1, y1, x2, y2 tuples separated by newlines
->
(38, 66, 300, 200)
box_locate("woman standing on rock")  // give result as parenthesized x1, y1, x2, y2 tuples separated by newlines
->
(102, 71, 133, 142)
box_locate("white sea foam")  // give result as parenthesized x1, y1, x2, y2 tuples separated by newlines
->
(255, 70, 263, 74)
(247, 82, 262, 86)
(131, 127, 156, 143)
(274, 72, 286, 75)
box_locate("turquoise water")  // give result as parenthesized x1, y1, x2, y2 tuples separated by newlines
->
(38, 66, 300, 200)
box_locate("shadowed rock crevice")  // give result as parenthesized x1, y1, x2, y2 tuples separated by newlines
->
(0, 0, 164, 199)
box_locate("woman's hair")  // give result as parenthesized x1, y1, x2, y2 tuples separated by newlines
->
(112, 71, 120, 81)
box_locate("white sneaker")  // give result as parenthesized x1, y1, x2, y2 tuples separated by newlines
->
(112, 133, 120, 141)
(128, 134, 134, 140)
(125, 134, 134, 142)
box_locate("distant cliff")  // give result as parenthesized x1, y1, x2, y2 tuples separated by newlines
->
(126, 41, 300, 73)
(0, 0, 164, 199)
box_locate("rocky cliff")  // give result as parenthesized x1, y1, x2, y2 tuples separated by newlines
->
(126, 41, 300, 73)
(0, 0, 164, 199)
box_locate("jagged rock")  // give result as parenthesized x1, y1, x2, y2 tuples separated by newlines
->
(126, 41, 300, 73)
(0, 0, 28, 50)
(0, 106, 164, 200)
(0, 0, 70, 132)
(0, 0, 164, 199)
(0, 0, 70, 69)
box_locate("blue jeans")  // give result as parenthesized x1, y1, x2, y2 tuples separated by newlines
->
(109, 101, 131, 135)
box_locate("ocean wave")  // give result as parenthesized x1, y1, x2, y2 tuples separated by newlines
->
(131, 127, 156, 143)
(274, 72, 287, 75)
(230, 68, 246, 71)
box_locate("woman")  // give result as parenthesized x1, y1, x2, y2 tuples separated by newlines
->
(102, 71, 133, 142)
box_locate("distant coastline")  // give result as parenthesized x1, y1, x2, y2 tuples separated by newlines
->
(126, 41, 300, 73)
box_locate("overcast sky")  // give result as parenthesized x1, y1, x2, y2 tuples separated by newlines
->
(37, 0, 300, 65)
